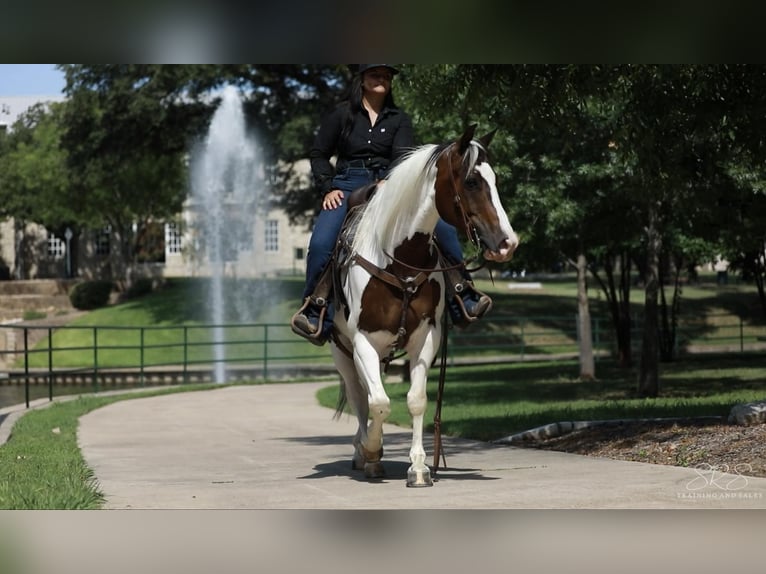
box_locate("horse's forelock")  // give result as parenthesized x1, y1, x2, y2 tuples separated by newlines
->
(461, 141, 486, 177)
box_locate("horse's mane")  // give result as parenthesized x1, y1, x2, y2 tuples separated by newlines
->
(352, 139, 485, 257)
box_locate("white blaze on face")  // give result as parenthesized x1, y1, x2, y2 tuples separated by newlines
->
(476, 162, 518, 260)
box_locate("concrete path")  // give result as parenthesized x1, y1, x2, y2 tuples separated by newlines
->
(76, 382, 766, 509)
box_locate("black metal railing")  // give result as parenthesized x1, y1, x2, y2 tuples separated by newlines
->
(1, 314, 763, 408)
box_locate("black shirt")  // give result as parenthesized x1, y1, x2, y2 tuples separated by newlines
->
(309, 103, 415, 194)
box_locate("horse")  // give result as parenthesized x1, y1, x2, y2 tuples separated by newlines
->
(330, 124, 518, 487)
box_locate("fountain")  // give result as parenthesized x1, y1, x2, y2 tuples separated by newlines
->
(190, 86, 263, 382)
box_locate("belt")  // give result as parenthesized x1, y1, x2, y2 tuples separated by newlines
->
(344, 159, 388, 170)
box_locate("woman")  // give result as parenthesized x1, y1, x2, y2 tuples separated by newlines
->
(291, 64, 490, 345)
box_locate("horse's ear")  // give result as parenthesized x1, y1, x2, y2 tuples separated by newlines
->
(458, 124, 478, 154)
(478, 128, 497, 150)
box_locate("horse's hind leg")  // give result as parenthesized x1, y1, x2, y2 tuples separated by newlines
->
(350, 335, 390, 479)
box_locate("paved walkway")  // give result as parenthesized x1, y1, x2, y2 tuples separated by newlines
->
(75, 382, 766, 509)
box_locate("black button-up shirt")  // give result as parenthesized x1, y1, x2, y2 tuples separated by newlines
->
(309, 104, 414, 194)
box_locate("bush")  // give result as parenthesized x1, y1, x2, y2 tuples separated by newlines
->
(69, 280, 114, 310)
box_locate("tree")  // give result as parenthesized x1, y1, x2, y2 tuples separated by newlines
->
(0, 103, 79, 278)
(58, 65, 349, 249)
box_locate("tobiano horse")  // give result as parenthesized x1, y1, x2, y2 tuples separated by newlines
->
(330, 124, 518, 487)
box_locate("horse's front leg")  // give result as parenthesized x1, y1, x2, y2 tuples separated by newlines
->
(406, 358, 431, 487)
(353, 334, 390, 479)
(406, 328, 439, 487)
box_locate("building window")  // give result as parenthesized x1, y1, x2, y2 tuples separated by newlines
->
(95, 226, 111, 256)
(47, 233, 66, 259)
(165, 222, 183, 255)
(264, 219, 279, 252)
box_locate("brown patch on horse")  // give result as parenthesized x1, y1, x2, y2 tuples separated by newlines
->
(357, 233, 442, 346)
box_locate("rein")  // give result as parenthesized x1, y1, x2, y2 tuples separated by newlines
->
(432, 303, 449, 474)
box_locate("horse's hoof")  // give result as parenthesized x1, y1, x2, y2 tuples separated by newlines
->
(406, 468, 433, 487)
(364, 461, 386, 479)
(352, 455, 365, 471)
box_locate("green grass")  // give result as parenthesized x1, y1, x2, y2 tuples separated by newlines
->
(316, 353, 766, 442)
(0, 385, 218, 509)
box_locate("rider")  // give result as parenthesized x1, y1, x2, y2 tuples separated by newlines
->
(291, 64, 492, 344)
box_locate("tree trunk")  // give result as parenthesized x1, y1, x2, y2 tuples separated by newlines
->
(617, 251, 633, 367)
(638, 207, 661, 398)
(754, 247, 766, 319)
(591, 251, 633, 368)
(575, 253, 595, 380)
(658, 252, 682, 362)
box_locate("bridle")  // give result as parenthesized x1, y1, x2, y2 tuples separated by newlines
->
(445, 143, 485, 254)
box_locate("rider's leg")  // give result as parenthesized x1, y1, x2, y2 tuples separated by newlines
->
(292, 168, 378, 343)
(434, 219, 492, 325)
(291, 200, 348, 343)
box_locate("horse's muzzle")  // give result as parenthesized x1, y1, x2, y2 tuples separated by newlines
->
(484, 235, 518, 263)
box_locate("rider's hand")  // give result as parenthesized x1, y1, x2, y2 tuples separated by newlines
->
(322, 189, 344, 210)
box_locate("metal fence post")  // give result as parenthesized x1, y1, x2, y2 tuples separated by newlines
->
(92, 327, 98, 392)
(183, 326, 188, 384)
(47, 328, 53, 402)
(140, 327, 145, 386)
(263, 325, 268, 380)
(24, 328, 29, 409)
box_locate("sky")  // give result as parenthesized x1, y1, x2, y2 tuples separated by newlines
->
(0, 64, 66, 96)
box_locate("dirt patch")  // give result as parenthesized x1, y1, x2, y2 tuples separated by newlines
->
(514, 419, 766, 478)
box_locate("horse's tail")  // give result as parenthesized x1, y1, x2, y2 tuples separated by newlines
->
(333, 379, 348, 420)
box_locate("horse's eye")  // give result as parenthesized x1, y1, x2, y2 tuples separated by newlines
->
(465, 176, 480, 190)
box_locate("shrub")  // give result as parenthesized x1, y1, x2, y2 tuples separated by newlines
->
(69, 280, 114, 310)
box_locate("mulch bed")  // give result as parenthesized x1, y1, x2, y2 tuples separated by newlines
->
(514, 419, 766, 478)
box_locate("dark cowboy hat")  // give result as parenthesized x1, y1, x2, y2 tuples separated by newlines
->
(349, 64, 400, 75)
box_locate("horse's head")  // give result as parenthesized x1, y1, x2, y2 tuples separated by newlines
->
(434, 124, 519, 262)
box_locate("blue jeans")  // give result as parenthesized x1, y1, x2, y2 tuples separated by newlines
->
(303, 168, 377, 298)
(302, 168, 467, 297)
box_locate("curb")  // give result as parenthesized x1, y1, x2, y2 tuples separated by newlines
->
(492, 415, 727, 445)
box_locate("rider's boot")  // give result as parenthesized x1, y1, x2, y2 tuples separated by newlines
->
(445, 267, 493, 328)
(291, 296, 328, 346)
(292, 262, 335, 345)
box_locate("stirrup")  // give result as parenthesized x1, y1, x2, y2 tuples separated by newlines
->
(450, 282, 492, 329)
(290, 296, 328, 345)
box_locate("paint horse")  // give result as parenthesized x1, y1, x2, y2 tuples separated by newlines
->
(331, 124, 518, 487)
